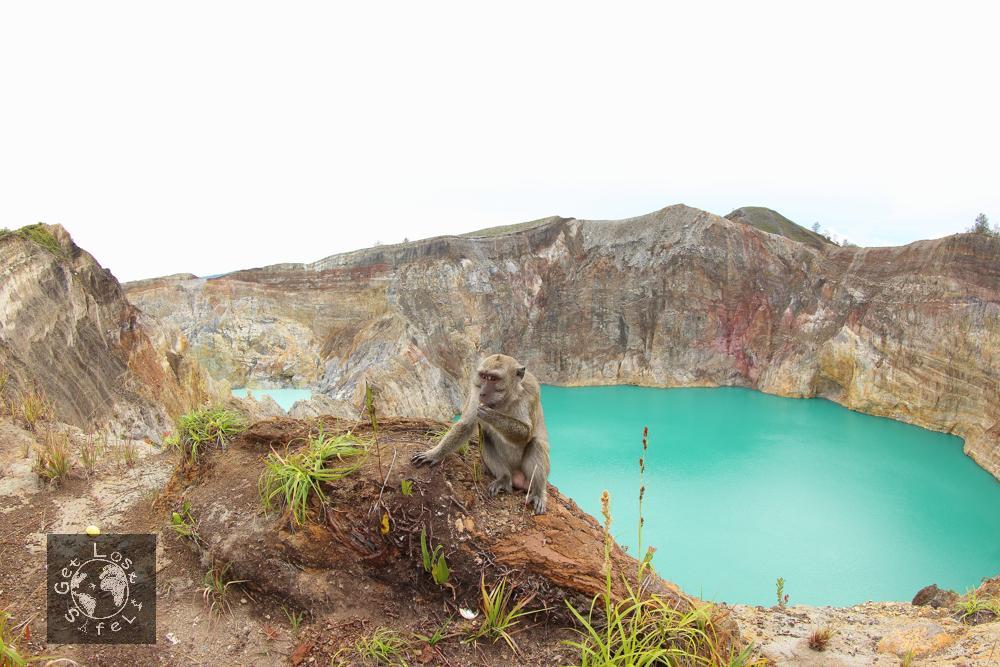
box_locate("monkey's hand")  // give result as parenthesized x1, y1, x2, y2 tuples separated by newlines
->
(527, 489, 547, 515)
(411, 448, 442, 466)
(488, 475, 512, 497)
(476, 406, 531, 442)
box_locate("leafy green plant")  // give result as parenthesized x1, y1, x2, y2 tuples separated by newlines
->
(201, 563, 247, 618)
(776, 577, 788, 608)
(465, 576, 541, 653)
(419, 528, 450, 586)
(355, 627, 411, 665)
(33, 433, 72, 484)
(400, 479, 413, 497)
(259, 431, 367, 526)
(173, 408, 245, 465)
(170, 500, 199, 542)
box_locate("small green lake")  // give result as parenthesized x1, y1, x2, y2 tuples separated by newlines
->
(542, 385, 1000, 607)
(231, 387, 311, 411)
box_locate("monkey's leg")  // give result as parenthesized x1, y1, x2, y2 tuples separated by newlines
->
(411, 417, 476, 466)
(479, 432, 513, 497)
(522, 439, 549, 515)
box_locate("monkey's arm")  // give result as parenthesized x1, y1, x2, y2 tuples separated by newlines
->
(411, 392, 478, 466)
(476, 406, 531, 444)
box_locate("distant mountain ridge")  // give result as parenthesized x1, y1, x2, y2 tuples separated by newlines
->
(725, 206, 834, 249)
(0, 225, 215, 437)
(124, 204, 1000, 480)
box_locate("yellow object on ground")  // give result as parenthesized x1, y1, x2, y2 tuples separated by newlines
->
(85, 525, 100, 536)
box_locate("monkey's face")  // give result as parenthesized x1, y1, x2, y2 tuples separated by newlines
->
(475, 356, 526, 408)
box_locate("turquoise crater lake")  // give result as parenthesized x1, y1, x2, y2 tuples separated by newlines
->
(542, 385, 1000, 607)
(231, 387, 311, 411)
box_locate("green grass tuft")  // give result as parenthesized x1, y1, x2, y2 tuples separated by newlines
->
(283, 606, 305, 634)
(465, 576, 542, 653)
(259, 431, 367, 526)
(33, 433, 72, 485)
(954, 589, 1000, 622)
(172, 407, 246, 465)
(355, 627, 411, 665)
(201, 563, 247, 618)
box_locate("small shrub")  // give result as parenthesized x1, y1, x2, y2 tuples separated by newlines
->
(465, 575, 541, 653)
(355, 627, 411, 665)
(173, 408, 245, 465)
(80, 435, 100, 475)
(776, 577, 788, 608)
(900, 650, 915, 666)
(400, 479, 413, 496)
(17, 223, 65, 257)
(201, 563, 247, 618)
(19, 388, 50, 431)
(419, 528, 450, 586)
(119, 440, 139, 468)
(259, 431, 367, 526)
(34, 433, 72, 484)
(808, 626, 833, 651)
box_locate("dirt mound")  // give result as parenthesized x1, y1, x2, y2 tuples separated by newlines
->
(169, 416, 739, 659)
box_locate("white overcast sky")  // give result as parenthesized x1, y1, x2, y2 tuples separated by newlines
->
(1, 2, 997, 282)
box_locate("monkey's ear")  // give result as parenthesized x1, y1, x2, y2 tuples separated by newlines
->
(516, 366, 526, 379)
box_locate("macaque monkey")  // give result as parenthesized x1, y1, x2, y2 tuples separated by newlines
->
(411, 354, 550, 514)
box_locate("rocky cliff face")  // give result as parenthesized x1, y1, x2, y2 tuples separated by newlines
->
(124, 205, 1000, 477)
(0, 225, 217, 438)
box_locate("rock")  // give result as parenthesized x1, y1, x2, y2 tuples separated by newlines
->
(125, 205, 1000, 481)
(876, 620, 958, 658)
(225, 394, 286, 421)
(913, 584, 960, 609)
(288, 394, 359, 420)
(0, 225, 219, 435)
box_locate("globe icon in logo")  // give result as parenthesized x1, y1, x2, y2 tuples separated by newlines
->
(68, 558, 130, 620)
